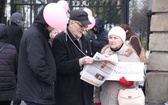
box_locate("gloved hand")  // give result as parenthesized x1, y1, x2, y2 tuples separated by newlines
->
(95, 102, 101, 105)
(119, 76, 133, 87)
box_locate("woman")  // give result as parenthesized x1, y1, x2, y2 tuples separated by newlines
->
(94, 26, 140, 105)
(0, 23, 18, 105)
(49, 28, 59, 46)
(120, 24, 141, 56)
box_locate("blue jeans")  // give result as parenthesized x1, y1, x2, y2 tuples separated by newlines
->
(25, 101, 53, 105)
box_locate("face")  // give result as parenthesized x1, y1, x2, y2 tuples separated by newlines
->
(69, 20, 88, 39)
(50, 29, 59, 39)
(108, 35, 123, 50)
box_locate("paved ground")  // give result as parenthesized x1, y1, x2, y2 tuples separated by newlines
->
(147, 102, 167, 105)
(11, 101, 167, 105)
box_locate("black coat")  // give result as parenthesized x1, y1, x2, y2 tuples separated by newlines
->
(90, 29, 108, 55)
(0, 42, 17, 90)
(90, 18, 108, 55)
(17, 8, 56, 104)
(7, 22, 23, 53)
(0, 23, 18, 100)
(52, 29, 93, 105)
(0, 42, 18, 101)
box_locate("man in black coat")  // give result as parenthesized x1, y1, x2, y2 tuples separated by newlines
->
(16, 8, 56, 105)
(7, 12, 24, 105)
(90, 18, 108, 55)
(7, 12, 24, 53)
(52, 9, 94, 105)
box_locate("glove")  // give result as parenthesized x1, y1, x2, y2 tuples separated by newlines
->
(95, 103, 101, 105)
(119, 76, 133, 87)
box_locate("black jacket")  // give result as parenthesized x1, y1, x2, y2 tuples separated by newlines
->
(17, 8, 56, 104)
(0, 42, 17, 90)
(0, 24, 18, 91)
(7, 22, 23, 52)
(52, 29, 93, 105)
(90, 18, 108, 55)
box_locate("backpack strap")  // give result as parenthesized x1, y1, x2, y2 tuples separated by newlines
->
(0, 43, 8, 53)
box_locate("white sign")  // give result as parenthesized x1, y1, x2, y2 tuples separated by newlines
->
(107, 62, 144, 81)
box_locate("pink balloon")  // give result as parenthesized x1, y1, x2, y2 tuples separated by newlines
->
(43, 3, 67, 31)
(83, 8, 93, 16)
(85, 16, 95, 30)
(57, 0, 69, 12)
(58, 29, 62, 33)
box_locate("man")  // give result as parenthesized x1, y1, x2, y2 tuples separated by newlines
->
(7, 12, 24, 105)
(16, 8, 56, 105)
(7, 12, 24, 53)
(52, 9, 94, 105)
(90, 18, 108, 55)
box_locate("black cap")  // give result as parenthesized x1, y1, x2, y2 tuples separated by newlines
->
(70, 9, 91, 26)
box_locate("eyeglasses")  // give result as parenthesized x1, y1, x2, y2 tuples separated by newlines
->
(75, 21, 88, 29)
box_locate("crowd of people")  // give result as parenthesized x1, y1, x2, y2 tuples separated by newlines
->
(0, 5, 147, 105)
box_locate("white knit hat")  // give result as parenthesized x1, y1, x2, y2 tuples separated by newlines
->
(108, 26, 126, 42)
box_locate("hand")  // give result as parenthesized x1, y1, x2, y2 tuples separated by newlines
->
(79, 56, 94, 66)
(119, 76, 133, 87)
(95, 102, 101, 105)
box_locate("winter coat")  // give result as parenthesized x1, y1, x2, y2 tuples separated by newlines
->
(52, 28, 93, 105)
(16, 8, 56, 104)
(7, 22, 23, 53)
(94, 43, 140, 105)
(90, 18, 108, 55)
(0, 24, 18, 101)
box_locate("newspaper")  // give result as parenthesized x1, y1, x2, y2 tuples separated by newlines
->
(80, 52, 118, 87)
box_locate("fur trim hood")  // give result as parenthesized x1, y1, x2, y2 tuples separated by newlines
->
(101, 42, 135, 56)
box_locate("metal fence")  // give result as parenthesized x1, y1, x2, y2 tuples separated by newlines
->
(10, 0, 150, 48)
(68, 0, 123, 30)
(68, 0, 149, 48)
(128, 0, 149, 49)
